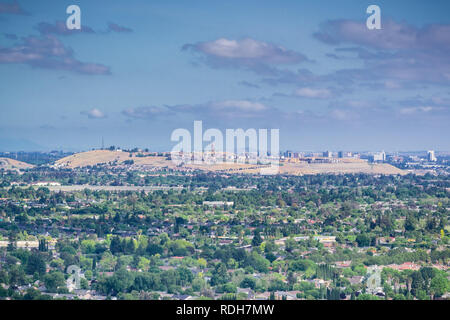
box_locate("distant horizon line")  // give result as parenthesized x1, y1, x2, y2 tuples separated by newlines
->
(0, 148, 449, 154)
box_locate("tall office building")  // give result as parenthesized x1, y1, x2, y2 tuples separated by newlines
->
(338, 151, 352, 158)
(284, 150, 294, 158)
(427, 150, 437, 162)
(372, 151, 386, 162)
(323, 151, 332, 158)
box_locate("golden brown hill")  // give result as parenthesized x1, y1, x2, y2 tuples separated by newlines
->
(0, 157, 34, 170)
(53, 150, 406, 175)
(278, 161, 406, 175)
(55, 150, 151, 168)
(54, 150, 178, 169)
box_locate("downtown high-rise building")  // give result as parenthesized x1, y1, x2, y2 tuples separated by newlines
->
(427, 150, 437, 162)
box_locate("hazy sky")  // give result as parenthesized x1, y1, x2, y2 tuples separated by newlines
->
(1, 0, 449, 152)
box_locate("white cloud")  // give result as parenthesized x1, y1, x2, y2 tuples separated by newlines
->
(400, 106, 434, 115)
(81, 108, 107, 119)
(201, 38, 290, 61)
(294, 87, 332, 99)
(331, 109, 351, 120)
(211, 100, 267, 112)
(122, 106, 170, 119)
(183, 38, 307, 73)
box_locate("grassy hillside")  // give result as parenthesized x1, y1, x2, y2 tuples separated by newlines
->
(53, 150, 405, 175)
(0, 157, 34, 170)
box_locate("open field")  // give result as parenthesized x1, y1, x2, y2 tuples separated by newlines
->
(279, 162, 406, 175)
(54, 150, 155, 168)
(0, 157, 34, 170)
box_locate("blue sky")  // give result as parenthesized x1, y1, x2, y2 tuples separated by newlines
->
(0, 0, 449, 152)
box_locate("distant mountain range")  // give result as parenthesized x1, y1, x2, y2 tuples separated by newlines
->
(0, 138, 46, 152)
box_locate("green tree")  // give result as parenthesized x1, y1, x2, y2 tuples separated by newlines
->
(430, 274, 450, 298)
(44, 272, 66, 292)
(210, 263, 229, 286)
(25, 252, 46, 276)
(252, 231, 263, 247)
